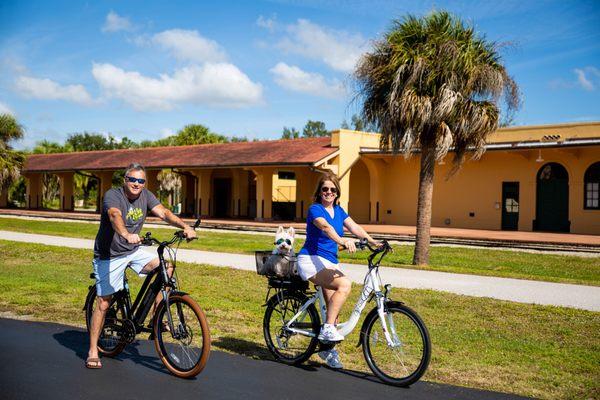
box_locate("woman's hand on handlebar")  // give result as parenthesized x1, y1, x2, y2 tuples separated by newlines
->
(342, 238, 357, 253)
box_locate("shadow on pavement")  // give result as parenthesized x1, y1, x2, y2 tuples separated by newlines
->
(212, 336, 271, 359)
(52, 330, 175, 377)
(213, 336, 320, 372)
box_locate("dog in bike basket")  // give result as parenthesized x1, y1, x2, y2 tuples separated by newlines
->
(255, 226, 297, 278)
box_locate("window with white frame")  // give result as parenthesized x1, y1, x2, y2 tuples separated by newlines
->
(584, 162, 600, 210)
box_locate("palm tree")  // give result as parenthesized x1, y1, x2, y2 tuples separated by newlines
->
(354, 11, 520, 265)
(0, 114, 25, 193)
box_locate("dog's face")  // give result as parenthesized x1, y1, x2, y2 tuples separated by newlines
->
(274, 226, 295, 254)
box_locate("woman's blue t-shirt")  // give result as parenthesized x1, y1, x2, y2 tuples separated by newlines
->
(298, 203, 349, 264)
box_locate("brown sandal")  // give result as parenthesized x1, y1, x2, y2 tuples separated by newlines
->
(86, 357, 102, 369)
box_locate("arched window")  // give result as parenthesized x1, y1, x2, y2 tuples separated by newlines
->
(584, 162, 600, 210)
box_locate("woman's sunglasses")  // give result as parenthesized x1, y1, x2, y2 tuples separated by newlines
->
(275, 238, 292, 245)
(125, 176, 146, 184)
(321, 186, 337, 194)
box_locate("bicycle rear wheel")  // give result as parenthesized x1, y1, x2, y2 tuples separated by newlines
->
(84, 286, 127, 357)
(153, 294, 210, 378)
(263, 291, 320, 365)
(362, 303, 431, 387)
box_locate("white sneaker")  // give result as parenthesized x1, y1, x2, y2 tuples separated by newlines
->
(317, 324, 344, 342)
(318, 348, 343, 369)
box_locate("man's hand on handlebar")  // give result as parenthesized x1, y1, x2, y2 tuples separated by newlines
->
(125, 233, 142, 244)
(183, 226, 197, 241)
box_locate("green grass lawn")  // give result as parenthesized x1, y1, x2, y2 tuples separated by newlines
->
(0, 240, 597, 399)
(0, 216, 598, 286)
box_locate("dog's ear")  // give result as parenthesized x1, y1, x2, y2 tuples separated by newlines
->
(287, 227, 295, 237)
(277, 226, 284, 234)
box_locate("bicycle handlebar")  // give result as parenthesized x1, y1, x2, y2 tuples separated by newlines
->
(140, 218, 201, 247)
(340, 238, 391, 253)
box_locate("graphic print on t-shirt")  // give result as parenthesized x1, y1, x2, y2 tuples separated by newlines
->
(126, 207, 143, 222)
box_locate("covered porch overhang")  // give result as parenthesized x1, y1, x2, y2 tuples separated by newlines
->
(13, 137, 340, 221)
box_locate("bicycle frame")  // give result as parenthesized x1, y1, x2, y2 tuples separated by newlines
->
(104, 238, 179, 335)
(282, 248, 398, 347)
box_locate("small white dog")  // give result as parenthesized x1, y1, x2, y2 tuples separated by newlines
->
(273, 226, 295, 256)
(268, 226, 297, 277)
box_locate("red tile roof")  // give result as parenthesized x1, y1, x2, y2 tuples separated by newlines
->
(23, 137, 337, 172)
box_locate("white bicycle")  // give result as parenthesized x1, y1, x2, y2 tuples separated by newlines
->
(262, 239, 431, 387)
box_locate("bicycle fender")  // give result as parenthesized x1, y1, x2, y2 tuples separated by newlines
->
(167, 290, 189, 298)
(356, 301, 404, 347)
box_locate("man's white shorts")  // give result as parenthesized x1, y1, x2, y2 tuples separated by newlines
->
(296, 254, 341, 281)
(92, 248, 157, 296)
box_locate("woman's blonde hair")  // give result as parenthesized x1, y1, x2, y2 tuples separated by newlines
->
(313, 173, 341, 205)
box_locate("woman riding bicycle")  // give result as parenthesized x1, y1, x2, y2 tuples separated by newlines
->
(297, 173, 380, 369)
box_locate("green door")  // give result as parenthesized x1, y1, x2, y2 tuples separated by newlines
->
(501, 182, 519, 230)
(534, 163, 570, 232)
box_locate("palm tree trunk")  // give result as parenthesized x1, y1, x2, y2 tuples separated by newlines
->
(412, 142, 436, 265)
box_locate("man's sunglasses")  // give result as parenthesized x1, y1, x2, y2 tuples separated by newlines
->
(125, 176, 146, 184)
(275, 238, 292, 245)
(321, 186, 337, 194)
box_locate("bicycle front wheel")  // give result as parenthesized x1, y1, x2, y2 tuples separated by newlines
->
(153, 294, 211, 378)
(362, 303, 431, 387)
(263, 291, 320, 365)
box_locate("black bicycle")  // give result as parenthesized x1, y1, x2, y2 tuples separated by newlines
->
(84, 219, 210, 378)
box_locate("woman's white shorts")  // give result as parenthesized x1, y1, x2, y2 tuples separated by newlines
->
(296, 254, 340, 281)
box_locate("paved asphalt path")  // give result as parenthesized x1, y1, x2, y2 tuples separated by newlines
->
(1, 230, 599, 311)
(0, 318, 528, 400)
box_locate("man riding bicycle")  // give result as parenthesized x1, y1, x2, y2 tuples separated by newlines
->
(86, 163, 196, 369)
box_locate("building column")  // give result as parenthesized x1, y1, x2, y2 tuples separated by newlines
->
(191, 169, 212, 218)
(96, 171, 114, 212)
(239, 170, 250, 217)
(362, 158, 385, 223)
(23, 173, 43, 209)
(57, 172, 75, 211)
(146, 170, 160, 194)
(178, 173, 196, 216)
(294, 168, 309, 220)
(231, 168, 248, 218)
(337, 172, 350, 214)
(253, 167, 274, 221)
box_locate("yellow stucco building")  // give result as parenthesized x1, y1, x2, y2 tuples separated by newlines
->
(11, 121, 600, 235)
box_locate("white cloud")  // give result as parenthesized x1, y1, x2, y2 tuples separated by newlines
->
(550, 66, 600, 91)
(160, 128, 174, 138)
(102, 11, 133, 33)
(277, 19, 368, 73)
(0, 101, 14, 115)
(256, 15, 276, 32)
(150, 29, 227, 63)
(574, 67, 599, 91)
(15, 76, 95, 105)
(270, 62, 346, 99)
(92, 62, 263, 111)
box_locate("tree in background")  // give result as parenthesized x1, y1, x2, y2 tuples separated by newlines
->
(0, 114, 25, 201)
(354, 11, 519, 265)
(145, 124, 229, 147)
(302, 120, 328, 137)
(32, 140, 67, 207)
(281, 127, 300, 139)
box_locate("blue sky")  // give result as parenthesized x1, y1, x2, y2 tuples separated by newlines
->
(1, 0, 599, 149)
